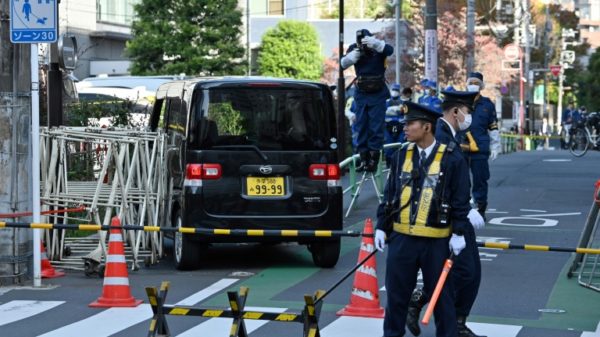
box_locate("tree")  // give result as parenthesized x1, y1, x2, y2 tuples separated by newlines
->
(258, 21, 323, 81)
(126, 0, 245, 76)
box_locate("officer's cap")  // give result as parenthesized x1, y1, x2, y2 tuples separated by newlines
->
(426, 80, 437, 89)
(468, 72, 484, 82)
(444, 85, 456, 92)
(391, 83, 401, 91)
(403, 101, 442, 123)
(420, 79, 429, 86)
(441, 90, 478, 112)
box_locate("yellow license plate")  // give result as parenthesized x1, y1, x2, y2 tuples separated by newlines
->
(246, 177, 285, 196)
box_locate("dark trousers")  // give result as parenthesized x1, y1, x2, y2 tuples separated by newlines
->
(384, 233, 457, 337)
(468, 156, 490, 206)
(451, 225, 481, 317)
(355, 100, 386, 152)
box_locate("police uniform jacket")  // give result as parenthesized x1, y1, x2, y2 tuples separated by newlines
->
(345, 43, 393, 105)
(465, 95, 497, 156)
(376, 142, 471, 237)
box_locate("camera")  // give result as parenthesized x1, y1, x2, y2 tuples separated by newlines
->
(356, 29, 372, 56)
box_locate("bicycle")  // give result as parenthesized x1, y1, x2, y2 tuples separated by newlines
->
(569, 112, 600, 157)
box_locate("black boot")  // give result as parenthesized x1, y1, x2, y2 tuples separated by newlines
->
(366, 150, 380, 172)
(457, 315, 487, 337)
(406, 288, 427, 336)
(356, 152, 370, 172)
(477, 202, 487, 221)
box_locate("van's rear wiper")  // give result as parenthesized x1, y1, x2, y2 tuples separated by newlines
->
(212, 145, 268, 161)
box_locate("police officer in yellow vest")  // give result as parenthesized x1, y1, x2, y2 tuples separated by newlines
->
(375, 101, 471, 337)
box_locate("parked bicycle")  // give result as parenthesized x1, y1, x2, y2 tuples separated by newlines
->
(569, 112, 600, 157)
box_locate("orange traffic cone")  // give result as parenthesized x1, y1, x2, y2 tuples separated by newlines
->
(89, 217, 142, 308)
(41, 240, 65, 278)
(337, 218, 385, 318)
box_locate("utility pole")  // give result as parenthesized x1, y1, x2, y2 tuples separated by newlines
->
(246, 0, 251, 76)
(394, 0, 402, 85)
(523, 0, 531, 133)
(514, 0, 524, 134)
(0, 0, 33, 285)
(466, 0, 475, 75)
(337, 0, 346, 160)
(541, 2, 550, 135)
(424, 0, 437, 84)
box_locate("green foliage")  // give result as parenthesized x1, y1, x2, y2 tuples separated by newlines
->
(208, 103, 245, 135)
(258, 20, 323, 80)
(64, 100, 131, 127)
(576, 48, 600, 110)
(126, 0, 245, 76)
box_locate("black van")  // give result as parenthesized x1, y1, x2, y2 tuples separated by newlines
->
(150, 77, 343, 270)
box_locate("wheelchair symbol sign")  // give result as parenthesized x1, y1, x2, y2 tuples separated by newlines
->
(10, 0, 57, 43)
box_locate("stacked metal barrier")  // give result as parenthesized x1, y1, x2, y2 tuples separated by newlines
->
(39, 126, 167, 271)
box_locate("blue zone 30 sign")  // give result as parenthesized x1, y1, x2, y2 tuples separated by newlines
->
(10, 0, 58, 43)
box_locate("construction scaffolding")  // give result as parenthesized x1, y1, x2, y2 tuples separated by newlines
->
(39, 126, 167, 272)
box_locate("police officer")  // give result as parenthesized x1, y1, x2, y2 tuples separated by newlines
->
(417, 79, 429, 104)
(374, 101, 471, 337)
(406, 91, 487, 337)
(464, 72, 500, 219)
(419, 80, 442, 112)
(341, 29, 394, 172)
(384, 84, 406, 166)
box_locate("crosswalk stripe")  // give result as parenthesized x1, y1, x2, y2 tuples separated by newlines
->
(37, 278, 238, 337)
(0, 301, 64, 326)
(321, 316, 383, 337)
(581, 321, 600, 337)
(176, 306, 287, 337)
(467, 322, 522, 337)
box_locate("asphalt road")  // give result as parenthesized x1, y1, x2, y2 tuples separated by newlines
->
(1, 150, 600, 337)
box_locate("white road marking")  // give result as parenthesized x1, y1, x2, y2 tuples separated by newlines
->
(467, 322, 522, 337)
(0, 301, 64, 326)
(322, 316, 383, 337)
(522, 212, 581, 217)
(520, 209, 546, 213)
(176, 306, 286, 337)
(543, 159, 571, 162)
(37, 278, 238, 337)
(489, 217, 558, 227)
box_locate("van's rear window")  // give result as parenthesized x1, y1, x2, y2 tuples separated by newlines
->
(191, 88, 332, 151)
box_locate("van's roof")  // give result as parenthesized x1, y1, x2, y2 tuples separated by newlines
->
(159, 76, 329, 91)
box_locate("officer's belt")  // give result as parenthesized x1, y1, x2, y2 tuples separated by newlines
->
(396, 143, 451, 238)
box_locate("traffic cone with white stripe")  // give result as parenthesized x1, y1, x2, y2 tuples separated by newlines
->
(41, 240, 65, 278)
(337, 218, 385, 318)
(89, 217, 142, 308)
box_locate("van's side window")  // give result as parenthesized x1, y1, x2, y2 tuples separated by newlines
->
(150, 98, 169, 131)
(166, 97, 186, 134)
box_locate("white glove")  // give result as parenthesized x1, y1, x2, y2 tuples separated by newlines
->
(489, 130, 501, 161)
(374, 229, 387, 252)
(341, 49, 360, 68)
(386, 106, 400, 116)
(361, 36, 385, 53)
(345, 111, 356, 126)
(449, 234, 466, 256)
(468, 208, 485, 230)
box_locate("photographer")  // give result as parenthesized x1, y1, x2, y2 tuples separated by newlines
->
(341, 29, 394, 172)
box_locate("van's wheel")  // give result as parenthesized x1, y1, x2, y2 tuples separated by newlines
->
(173, 210, 203, 270)
(309, 238, 341, 268)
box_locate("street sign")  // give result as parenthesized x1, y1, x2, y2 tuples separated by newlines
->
(10, 0, 58, 43)
(550, 65, 561, 77)
(503, 44, 521, 61)
(561, 50, 576, 64)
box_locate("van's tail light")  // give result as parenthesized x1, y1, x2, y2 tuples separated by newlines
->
(185, 163, 222, 186)
(309, 164, 340, 185)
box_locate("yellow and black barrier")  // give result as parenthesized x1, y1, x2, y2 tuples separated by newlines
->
(477, 242, 600, 255)
(146, 281, 324, 337)
(3, 221, 600, 255)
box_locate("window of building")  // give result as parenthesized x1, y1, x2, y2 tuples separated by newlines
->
(251, 0, 284, 16)
(96, 0, 140, 26)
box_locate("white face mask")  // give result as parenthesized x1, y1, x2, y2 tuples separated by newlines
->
(458, 112, 472, 130)
(391, 90, 399, 98)
(467, 84, 480, 92)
